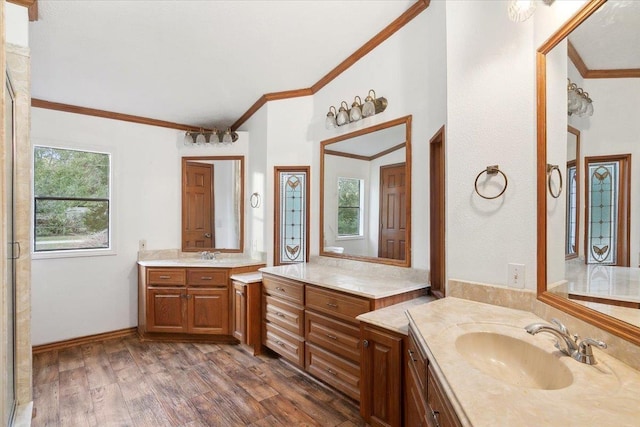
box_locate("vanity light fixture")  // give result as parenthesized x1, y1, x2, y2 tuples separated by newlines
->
(567, 79, 594, 117)
(184, 127, 239, 146)
(324, 89, 388, 129)
(507, 0, 555, 23)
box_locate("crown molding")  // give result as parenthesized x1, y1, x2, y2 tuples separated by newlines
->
(568, 40, 640, 79)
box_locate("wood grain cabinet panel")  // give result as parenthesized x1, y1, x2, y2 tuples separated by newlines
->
(263, 275, 304, 305)
(406, 328, 429, 427)
(426, 365, 462, 427)
(264, 322, 305, 367)
(264, 295, 304, 336)
(306, 286, 370, 322)
(233, 282, 247, 342)
(306, 343, 360, 401)
(146, 288, 186, 333)
(187, 287, 229, 334)
(360, 323, 403, 427)
(305, 310, 360, 363)
(187, 269, 228, 287)
(147, 268, 186, 286)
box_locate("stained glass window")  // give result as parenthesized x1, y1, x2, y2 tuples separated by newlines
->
(565, 164, 577, 257)
(586, 161, 618, 264)
(279, 171, 307, 264)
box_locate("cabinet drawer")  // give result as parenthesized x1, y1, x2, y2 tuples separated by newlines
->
(408, 327, 427, 392)
(263, 275, 304, 305)
(187, 268, 228, 287)
(427, 365, 462, 427)
(264, 323, 305, 367)
(306, 286, 370, 322)
(147, 268, 186, 286)
(305, 343, 360, 401)
(305, 310, 360, 363)
(264, 295, 304, 336)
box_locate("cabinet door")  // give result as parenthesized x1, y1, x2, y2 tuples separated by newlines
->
(360, 324, 403, 427)
(233, 282, 247, 342)
(187, 288, 229, 334)
(147, 288, 186, 333)
(406, 358, 428, 427)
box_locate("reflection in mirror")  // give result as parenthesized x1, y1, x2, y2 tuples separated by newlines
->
(539, 0, 640, 342)
(321, 116, 411, 267)
(182, 156, 244, 252)
(565, 126, 580, 260)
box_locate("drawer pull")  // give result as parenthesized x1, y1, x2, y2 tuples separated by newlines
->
(326, 368, 337, 376)
(326, 302, 338, 308)
(431, 410, 441, 427)
(276, 340, 285, 347)
(275, 287, 285, 292)
(326, 334, 338, 340)
(159, 275, 171, 279)
(274, 312, 286, 318)
(407, 349, 417, 362)
(200, 276, 212, 280)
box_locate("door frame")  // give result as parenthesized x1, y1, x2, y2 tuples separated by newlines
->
(429, 125, 446, 298)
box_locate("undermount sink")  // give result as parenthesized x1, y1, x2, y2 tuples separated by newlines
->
(455, 332, 574, 390)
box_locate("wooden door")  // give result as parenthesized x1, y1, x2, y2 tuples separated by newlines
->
(360, 324, 403, 427)
(378, 163, 406, 260)
(183, 162, 214, 249)
(187, 288, 229, 334)
(146, 288, 186, 333)
(429, 126, 446, 298)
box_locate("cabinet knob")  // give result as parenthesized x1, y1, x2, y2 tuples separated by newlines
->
(204, 233, 212, 238)
(407, 349, 417, 362)
(363, 339, 369, 348)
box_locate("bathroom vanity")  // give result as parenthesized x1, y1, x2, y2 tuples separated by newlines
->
(137, 258, 265, 341)
(259, 263, 429, 402)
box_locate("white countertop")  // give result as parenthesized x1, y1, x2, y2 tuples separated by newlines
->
(565, 259, 640, 303)
(356, 296, 435, 335)
(138, 258, 265, 268)
(407, 297, 640, 427)
(260, 263, 429, 299)
(230, 272, 263, 284)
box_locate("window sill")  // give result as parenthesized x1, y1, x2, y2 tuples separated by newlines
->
(336, 236, 365, 241)
(32, 248, 117, 260)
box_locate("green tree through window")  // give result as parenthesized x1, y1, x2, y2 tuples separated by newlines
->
(34, 146, 111, 252)
(338, 177, 362, 236)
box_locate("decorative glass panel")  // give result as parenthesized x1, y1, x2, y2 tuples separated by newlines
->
(279, 171, 307, 264)
(565, 164, 577, 256)
(587, 162, 618, 264)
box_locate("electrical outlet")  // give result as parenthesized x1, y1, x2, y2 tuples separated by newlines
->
(139, 239, 147, 251)
(508, 263, 525, 288)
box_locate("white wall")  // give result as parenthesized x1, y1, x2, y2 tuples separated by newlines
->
(6, 2, 29, 47)
(31, 107, 249, 344)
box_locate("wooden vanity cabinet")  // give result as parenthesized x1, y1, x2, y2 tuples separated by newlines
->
(360, 323, 403, 427)
(305, 285, 370, 401)
(232, 279, 262, 355)
(145, 267, 229, 335)
(262, 274, 306, 367)
(405, 325, 461, 427)
(139, 264, 264, 341)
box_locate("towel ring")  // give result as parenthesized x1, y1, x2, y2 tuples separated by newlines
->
(474, 165, 508, 200)
(250, 192, 261, 208)
(547, 164, 562, 199)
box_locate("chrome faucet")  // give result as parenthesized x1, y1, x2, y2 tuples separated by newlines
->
(200, 251, 221, 260)
(525, 319, 607, 365)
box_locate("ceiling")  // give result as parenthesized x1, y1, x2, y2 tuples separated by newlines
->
(569, 0, 640, 70)
(325, 122, 406, 158)
(28, 0, 416, 129)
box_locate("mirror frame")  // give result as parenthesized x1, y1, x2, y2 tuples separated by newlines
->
(536, 0, 640, 346)
(181, 155, 245, 253)
(320, 115, 412, 267)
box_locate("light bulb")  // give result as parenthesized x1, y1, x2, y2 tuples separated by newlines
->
(195, 132, 206, 145)
(350, 96, 362, 122)
(222, 128, 233, 144)
(325, 106, 337, 129)
(184, 132, 194, 146)
(362, 90, 376, 117)
(336, 101, 349, 126)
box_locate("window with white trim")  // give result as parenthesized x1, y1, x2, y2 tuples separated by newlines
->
(34, 146, 111, 252)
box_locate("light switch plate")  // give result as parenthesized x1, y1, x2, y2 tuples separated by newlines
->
(508, 263, 525, 288)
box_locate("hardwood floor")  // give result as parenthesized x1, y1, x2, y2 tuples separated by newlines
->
(32, 337, 365, 426)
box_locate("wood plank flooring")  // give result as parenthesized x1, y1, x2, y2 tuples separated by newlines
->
(32, 337, 366, 426)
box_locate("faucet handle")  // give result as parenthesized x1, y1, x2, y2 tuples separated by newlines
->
(573, 338, 607, 365)
(551, 318, 570, 335)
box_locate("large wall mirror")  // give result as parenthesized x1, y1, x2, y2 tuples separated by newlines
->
(537, 0, 640, 346)
(320, 115, 411, 267)
(182, 156, 244, 252)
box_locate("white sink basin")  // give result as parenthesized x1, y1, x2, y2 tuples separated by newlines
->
(455, 332, 574, 390)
